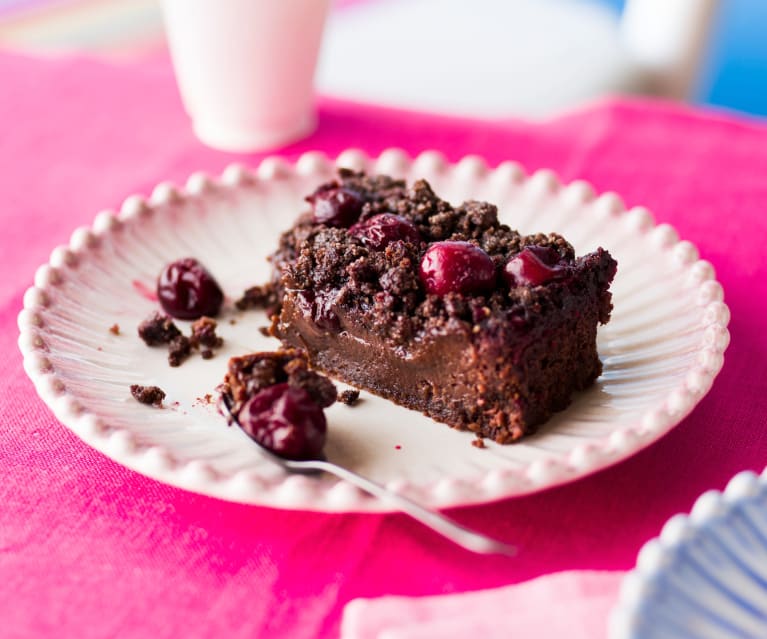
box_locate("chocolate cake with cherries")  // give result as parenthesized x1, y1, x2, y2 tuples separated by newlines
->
(268, 170, 617, 443)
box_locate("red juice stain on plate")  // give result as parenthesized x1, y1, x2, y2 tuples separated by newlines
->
(132, 279, 158, 302)
(395, 445, 402, 450)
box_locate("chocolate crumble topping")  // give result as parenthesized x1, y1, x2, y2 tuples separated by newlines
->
(270, 171, 598, 347)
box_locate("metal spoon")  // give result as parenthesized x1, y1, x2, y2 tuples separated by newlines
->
(219, 394, 516, 557)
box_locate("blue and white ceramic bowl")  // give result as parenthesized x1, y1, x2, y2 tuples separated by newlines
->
(610, 469, 767, 639)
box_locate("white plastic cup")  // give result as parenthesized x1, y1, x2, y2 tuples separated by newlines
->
(161, 0, 331, 152)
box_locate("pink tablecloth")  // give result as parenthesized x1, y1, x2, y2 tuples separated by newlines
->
(2, 52, 766, 639)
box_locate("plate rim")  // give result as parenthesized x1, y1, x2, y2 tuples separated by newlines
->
(608, 467, 767, 638)
(17, 148, 731, 512)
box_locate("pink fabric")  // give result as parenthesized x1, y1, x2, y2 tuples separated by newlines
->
(1, 51, 766, 639)
(340, 571, 624, 639)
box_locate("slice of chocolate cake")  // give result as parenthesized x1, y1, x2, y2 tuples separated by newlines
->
(269, 170, 617, 443)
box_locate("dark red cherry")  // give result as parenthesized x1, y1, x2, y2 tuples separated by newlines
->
(296, 290, 341, 332)
(349, 214, 421, 249)
(419, 241, 496, 296)
(157, 258, 224, 320)
(238, 383, 326, 460)
(307, 185, 365, 227)
(503, 246, 566, 287)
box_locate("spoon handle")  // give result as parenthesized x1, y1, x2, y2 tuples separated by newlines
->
(220, 394, 514, 556)
(307, 459, 516, 557)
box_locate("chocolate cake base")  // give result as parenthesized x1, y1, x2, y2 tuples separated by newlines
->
(278, 275, 604, 443)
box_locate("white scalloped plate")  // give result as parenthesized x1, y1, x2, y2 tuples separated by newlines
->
(609, 469, 767, 639)
(18, 150, 730, 512)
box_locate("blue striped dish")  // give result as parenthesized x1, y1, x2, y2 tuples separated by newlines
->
(610, 470, 767, 639)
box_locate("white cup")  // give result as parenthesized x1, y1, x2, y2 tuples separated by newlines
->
(161, 0, 331, 152)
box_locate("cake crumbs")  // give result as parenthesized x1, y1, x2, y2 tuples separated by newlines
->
(138, 312, 223, 367)
(109, 323, 120, 335)
(471, 437, 486, 449)
(130, 384, 166, 407)
(338, 389, 360, 406)
(258, 326, 271, 337)
(235, 283, 278, 312)
(190, 316, 223, 350)
(168, 335, 192, 367)
(193, 393, 214, 406)
(138, 312, 181, 346)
